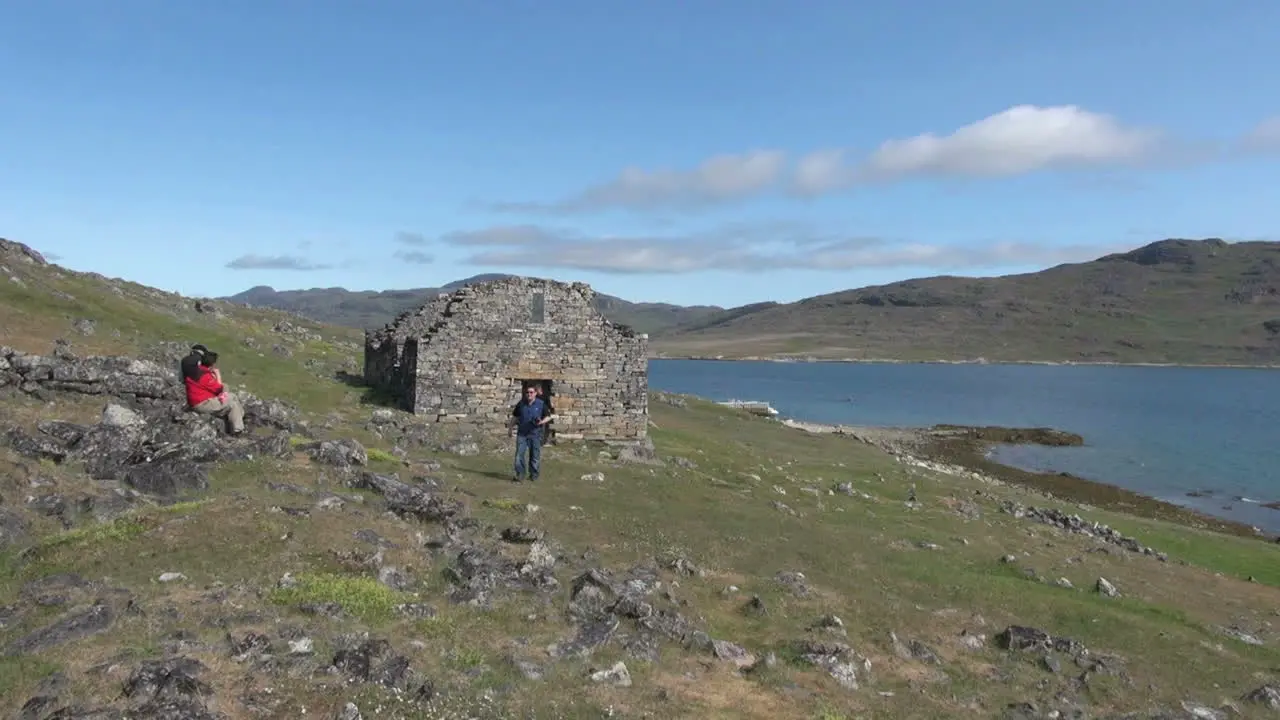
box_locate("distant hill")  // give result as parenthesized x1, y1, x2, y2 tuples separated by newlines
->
(652, 238, 1280, 365)
(225, 239, 1280, 365)
(224, 274, 725, 336)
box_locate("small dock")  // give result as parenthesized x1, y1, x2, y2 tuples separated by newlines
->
(717, 400, 779, 417)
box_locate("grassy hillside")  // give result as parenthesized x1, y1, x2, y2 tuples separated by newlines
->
(226, 276, 725, 336)
(3, 239, 1280, 719)
(654, 238, 1280, 365)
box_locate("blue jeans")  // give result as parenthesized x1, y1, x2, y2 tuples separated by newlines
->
(514, 432, 541, 479)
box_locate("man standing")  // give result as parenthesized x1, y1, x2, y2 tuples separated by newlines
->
(510, 384, 552, 482)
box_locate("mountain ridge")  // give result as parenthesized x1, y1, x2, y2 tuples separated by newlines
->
(221, 238, 1280, 366)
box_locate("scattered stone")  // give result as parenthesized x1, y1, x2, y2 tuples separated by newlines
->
(581, 472, 606, 483)
(711, 639, 756, 668)
(307, 438, 368, 467)
(101, 402, 145, 428)
(316, 496, 346, 510)
(501, 526, 545, 544)
(795, 640, 869, 691)
(510, 657, 544, 681)
(1243, 684, 1280, 708)
(775, 571, 811, 597)
(1179, 701, 1227, 719)
(337, 702, 363, 720)
(617, 438, 662, 465)
(1055, 577, 1074, 589)
(122, 656, 215, 716)
(590, 661, 632, 687)
(377, 566, 414, 591)
(1096, 577, 1120, 597)
(890, 632, 940, 664)
(351, 472, 464, 524)
(1000, 500, 1167, 560)
(810, 614, 846, 637)
(1220, 625, 1264, 646)
(289, 637, 315, 655)
(958, 630, 986, 650)
(4, 601, 117, 656)
(157, 572, 187, 583)
(741, 595, 768, 618)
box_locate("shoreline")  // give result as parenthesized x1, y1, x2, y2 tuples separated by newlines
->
(776, 418, 1279, 542)
(648, 354, 1280, 371)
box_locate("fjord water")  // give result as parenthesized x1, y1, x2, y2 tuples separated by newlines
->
(649, 359, 1280, 533)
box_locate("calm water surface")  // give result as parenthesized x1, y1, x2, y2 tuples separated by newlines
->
(648, 359, 1280, 533)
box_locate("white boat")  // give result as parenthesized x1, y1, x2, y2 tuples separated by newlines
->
(717, 399, 779, 417)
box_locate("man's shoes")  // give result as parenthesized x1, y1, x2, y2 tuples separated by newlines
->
(511, 475, 523, 483)
(529, 475, 539, 482)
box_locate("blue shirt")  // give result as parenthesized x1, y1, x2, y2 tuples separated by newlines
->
(512, 397, 548, 436)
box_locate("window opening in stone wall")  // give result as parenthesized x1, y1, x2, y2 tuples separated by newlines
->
(530, 292, 545, 323)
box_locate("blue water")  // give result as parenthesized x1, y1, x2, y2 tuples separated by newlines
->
(648, 359, 1280, 533)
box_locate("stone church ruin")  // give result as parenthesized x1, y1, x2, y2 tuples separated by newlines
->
(363, 277, 648, 440)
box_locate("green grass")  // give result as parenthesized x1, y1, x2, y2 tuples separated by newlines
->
(4, 246, 1280, 719)
(36, 516, 150, 552)
(364, 447, 397, 464)
(269, 572, 413, 622)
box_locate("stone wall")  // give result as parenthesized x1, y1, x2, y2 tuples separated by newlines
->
(363, 293, 455, 405)
(367, 277, 648, 440)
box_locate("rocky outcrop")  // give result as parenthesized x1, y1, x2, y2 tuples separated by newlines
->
(999, 501, 1167, 560)
(1, 348, 300, 529)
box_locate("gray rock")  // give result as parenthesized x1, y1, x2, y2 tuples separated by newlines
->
(590, 661, 632, 687)
(4, 602, 117, 656)
(123, 461, 210, 499)
(307, 439, 368, 467)
(1096, 577, 1120, 597)
(1243, 684, 1280, 708)
(101, 403, 144, 429)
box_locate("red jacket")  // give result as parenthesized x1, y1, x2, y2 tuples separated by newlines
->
(184, 367, 224, 406)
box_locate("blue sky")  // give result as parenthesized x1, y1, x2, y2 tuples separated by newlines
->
(2, 0, 1278, 308)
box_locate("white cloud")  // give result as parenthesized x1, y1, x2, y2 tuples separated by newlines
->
(436, 223, 1119, 275)
(853, 105, 1162, 183)
(393, 250, 434, 265)
(1241, 116, 1280, 152)
(494, 150, 787, 214)
(225, 254, 331, 271)
(488, 104, 1208, 209)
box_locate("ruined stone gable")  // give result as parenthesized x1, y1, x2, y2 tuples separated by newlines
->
(364, 277, 648, 440)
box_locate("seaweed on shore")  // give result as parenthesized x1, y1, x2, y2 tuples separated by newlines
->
(888, 424, 1271, 541)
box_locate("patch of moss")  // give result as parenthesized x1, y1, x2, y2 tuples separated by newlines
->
(39, 517, 149, 551)
(269, 572, 410, 621)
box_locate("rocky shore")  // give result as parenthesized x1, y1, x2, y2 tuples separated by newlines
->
(779, 418, 1276, 541)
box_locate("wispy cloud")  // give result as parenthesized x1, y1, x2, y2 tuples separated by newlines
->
(490, 104, 1269, 213)
(395, 231, 430, 246)
(492, 150, 788, 214)
(225, 254, 332, 271)
(1240, 116, 1280, 153)
(393, 250, 435, 264)
(797, 104, 1163, 193)
(432, 222, 1122, 275)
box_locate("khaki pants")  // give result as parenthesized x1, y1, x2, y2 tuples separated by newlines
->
(193, 393, 246, 434)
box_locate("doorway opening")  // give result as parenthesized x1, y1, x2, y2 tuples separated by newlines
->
(518, 379, 556, 443)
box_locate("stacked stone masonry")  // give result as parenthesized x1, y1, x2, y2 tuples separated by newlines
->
(364, 277, 648, 440)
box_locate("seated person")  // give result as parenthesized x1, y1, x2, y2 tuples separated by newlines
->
(182, 349, 246, 435)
